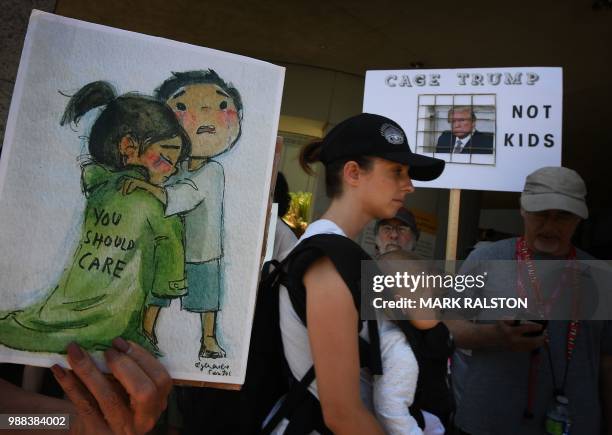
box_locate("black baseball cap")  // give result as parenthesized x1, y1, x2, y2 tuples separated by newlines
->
(319, 113, 445, 181)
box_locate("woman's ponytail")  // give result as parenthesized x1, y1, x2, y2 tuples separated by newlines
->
(299, 140, 323, 175)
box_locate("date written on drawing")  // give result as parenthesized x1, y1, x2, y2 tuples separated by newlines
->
(194, 361, 232, 376)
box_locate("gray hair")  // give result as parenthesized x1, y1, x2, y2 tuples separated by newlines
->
(448, 106, 476, 122)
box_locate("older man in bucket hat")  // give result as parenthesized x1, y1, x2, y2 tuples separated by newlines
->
(445, 167, 612, 435)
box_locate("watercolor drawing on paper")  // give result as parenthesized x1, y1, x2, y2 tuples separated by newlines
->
(0, 11, 284, 385)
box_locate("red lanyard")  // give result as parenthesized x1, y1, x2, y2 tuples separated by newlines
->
(515, 237, 577, 318)
(515, 238, 580, 418)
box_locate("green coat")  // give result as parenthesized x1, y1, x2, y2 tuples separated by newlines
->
(0, 164, 186, 353)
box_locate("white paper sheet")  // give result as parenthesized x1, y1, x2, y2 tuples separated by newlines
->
(0, 10, 285, 385)
(364, 67, 562, 192)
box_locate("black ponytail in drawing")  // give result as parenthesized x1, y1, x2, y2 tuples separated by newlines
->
(60, 81, 117, 127)
(60, 81, 190, 169)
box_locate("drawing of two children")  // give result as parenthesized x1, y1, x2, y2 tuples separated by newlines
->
(0, 70, 242, 359)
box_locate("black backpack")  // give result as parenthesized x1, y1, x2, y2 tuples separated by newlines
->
(243, 233, 383, 434)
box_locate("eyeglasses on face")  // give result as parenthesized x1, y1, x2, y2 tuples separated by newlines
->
(380, 224, 412, 236)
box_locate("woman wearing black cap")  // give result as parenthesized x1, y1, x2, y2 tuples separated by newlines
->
(266, 113, 444, 434)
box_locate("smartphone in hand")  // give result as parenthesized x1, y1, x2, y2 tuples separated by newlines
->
(513, 319, 548, 337)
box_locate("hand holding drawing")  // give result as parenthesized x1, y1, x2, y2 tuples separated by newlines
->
(51, 338, 172, 435)
(378, 251, 440, 330)
(120, 177, 167, 205)
(0, 339, 170, 435)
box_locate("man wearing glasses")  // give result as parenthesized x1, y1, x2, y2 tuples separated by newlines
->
(374, 206, 420, 257)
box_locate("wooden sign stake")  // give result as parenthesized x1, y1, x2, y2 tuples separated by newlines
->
(445, 188, 461, 264)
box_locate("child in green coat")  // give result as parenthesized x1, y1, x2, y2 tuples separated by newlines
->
(0, 82, 191, 354)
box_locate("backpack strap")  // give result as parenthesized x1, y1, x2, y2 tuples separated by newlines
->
(242, 257, 292, 429)
(284, 234, 369, 317)
(260, 365, 317, 434)
(261, 337, 374, 435)
(284, 234, 382, 374)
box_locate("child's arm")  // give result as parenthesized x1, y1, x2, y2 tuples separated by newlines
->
(122, 161, 223, 216)
(164, 161, 223, 217)
(121, 178, 167, 204)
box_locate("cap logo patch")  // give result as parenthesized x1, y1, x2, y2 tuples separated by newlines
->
(380, 123, 405, 145)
